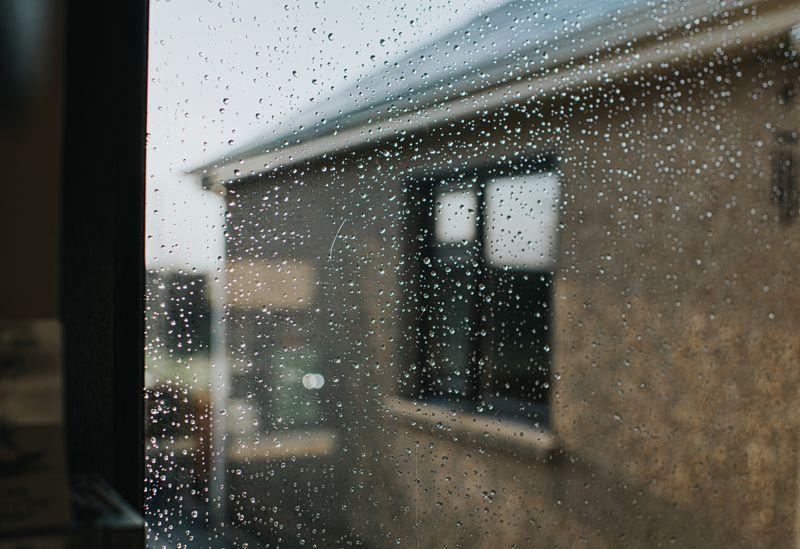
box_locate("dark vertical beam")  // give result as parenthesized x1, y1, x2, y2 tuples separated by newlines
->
(61, 1, 148, 510)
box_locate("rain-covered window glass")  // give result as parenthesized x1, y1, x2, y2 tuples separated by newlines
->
(146, 0, 800, 547)
(435, 189, 478, 244)
(485, 172, 560, 269)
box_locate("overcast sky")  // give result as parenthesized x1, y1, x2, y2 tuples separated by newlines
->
(146, 0, 501, 272)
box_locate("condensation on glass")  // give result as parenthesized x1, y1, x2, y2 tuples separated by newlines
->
(145, 0, 800, 547)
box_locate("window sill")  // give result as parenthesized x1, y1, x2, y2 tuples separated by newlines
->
(382, 397, 559, 461)
(227, 427, 337, 462)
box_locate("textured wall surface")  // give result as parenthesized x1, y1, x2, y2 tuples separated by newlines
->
(223, 38, 800, 548)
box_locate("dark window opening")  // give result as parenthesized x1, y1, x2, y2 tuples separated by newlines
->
(409, 157, 560, 428)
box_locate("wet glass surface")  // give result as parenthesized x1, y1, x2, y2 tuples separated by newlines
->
(145, 1, 800, 547)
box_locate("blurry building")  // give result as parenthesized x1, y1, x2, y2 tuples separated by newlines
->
(192, 0, 800, 546)
(146, 270, 212, 364)
(144, 270, 213, 522)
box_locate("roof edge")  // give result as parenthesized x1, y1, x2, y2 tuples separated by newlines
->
(190, 0, 799, 189)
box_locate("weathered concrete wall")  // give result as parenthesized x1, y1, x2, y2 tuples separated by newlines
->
(223, 39, 800, 548)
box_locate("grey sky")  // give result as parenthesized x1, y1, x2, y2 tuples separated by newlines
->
(146, 0, 500, 272)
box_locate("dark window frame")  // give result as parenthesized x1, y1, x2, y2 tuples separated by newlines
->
(404, 153, 559, 427)
(61, 1, 149, 509)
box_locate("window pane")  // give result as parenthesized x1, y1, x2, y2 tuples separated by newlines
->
(271, 343, 323, 426)
(435, 189, 477, 244)
(485, 173, 560, 269)
(422, 263, 474, 398)
(482, 271, 552, 423)
(145, 0, 800, 546)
